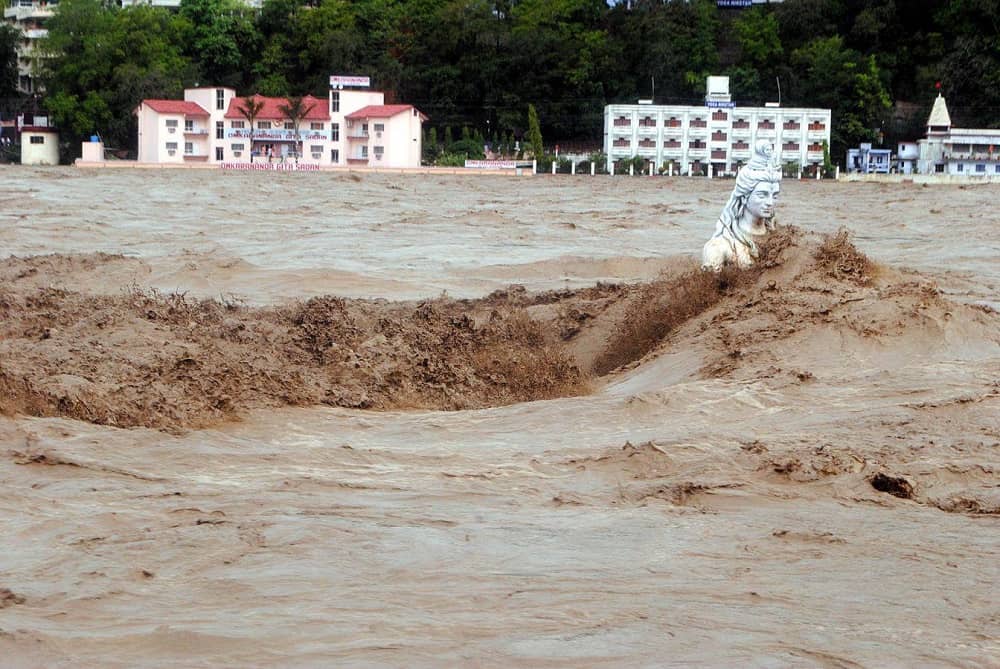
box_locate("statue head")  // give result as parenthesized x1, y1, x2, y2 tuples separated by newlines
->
(719, 140, 782, 236)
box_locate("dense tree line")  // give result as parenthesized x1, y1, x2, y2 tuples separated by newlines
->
(8, 0, 999, 161)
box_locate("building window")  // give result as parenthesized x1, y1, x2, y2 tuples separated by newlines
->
(374, 146, 384, 159)
(711, 131, 727, 141)
(374, 123, 385, 133)
(310, 144, 323, 154)
(783, 120, 801, 130)
(690, 118, 707, 128)
(284, 122, 295, 130)
(184, 142, 193, 154)
(976, 164, 985, 172)
(758, 120, 775, 129)
(330, 91, 339, 113)
(231, 120, 245, 129)
(231, 143, 245, 151)
(331, 123, 340, 141)
(362, 123, 368, 135)
(310, 122, 324, 130)
(995, 164, 1000, 174)
(957, 163, 964, 172)
(216, 121, 224, 139)
(215, 147, 224, 161)
(712, 110, 727, 121)
(165, 119, 178, 131)
(361, 146, 368, 158)
(935, 164, 944, 173)
(216, 89, 225, 110)
(185, 119, 193, 132)
(165, 142, 178, 152)
(29, 135, 44, 144)
(257, 121, 270, 130)
(331, 149, 339, 163)
(665, 117, 681, 128)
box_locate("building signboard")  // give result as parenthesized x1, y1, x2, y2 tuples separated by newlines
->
(706, 101, 736, 108)
(226, 129, 329, 141)
(329, 75, 371, 89)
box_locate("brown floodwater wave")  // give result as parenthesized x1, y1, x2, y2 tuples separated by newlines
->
(1, 171, 998, 667)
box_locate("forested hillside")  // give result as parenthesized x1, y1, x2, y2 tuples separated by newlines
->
(8, 0, 998, 161)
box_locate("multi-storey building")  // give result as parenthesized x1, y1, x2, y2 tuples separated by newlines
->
(604, 76, 831, 175)
(3, 0, 56, 94)
(916, 94, 1000, 177)
(135, 77, 426, 168)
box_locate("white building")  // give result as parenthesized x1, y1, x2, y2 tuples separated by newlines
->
(917, 94, 1000, 177)
(20, 123, 58, 164)
(135, 77, 426, 168)
(3, 0, 55, 94)
(604, 76, 831, 175)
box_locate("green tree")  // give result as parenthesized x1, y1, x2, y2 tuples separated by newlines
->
(41, 0, 190, 155)
(734, 6, 782, 68)
(278, 94, 316, 161)
(527, 103, 543, 158)
(237, 95, 265, 162)
(179, 0, 260, 88)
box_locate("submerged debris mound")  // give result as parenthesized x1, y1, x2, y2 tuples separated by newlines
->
(0, 284, 590, 430)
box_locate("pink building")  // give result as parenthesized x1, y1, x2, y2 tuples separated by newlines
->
(135, 78, 426, 168)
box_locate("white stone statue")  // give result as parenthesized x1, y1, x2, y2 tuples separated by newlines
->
(701, 140, 782, 271)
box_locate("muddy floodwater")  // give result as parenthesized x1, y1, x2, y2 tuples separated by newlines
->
(1, 167, 998, 667)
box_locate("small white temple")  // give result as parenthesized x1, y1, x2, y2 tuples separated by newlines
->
(917, 94, 1000, 176)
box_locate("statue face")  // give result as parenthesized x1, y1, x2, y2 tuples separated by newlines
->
(746, 181, 780, 220)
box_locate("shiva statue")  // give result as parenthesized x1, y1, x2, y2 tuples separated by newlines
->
(701, 140, 782, 271)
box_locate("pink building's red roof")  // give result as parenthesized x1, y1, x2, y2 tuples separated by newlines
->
(141, 100, 210, 116)
(344, 104, 424, 120)
(224, 94, 330, 121)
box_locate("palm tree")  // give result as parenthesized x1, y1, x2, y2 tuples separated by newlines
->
(278, 95, 316, 163)
(239, 96, 265, 162)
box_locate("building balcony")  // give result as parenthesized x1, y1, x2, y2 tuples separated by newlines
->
(687, 148, 707, 158)
(781, 150, 801, 159)
(731, 126, 751, 137)
(731, 149, 750, 159)
(807, 130, 827, 140)
(183, 129, 209, 137)
(636, 124, 657, 135)
(945, 152, 1000, 161)
(347, 132, 370, 141)
(756, 128, 776, 138)
(183, 153, 209, 162)
(806, 151, 824, 162)
(663, 125, 683, 136)
(687, 125, 708, 135)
